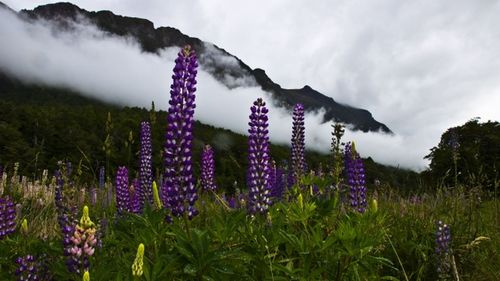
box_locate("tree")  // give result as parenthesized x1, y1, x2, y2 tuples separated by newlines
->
(425, 118, 500, 190)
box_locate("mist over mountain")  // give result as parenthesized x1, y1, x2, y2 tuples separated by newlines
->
(11, 1, 390, 133)
(0, 1, 438, 170)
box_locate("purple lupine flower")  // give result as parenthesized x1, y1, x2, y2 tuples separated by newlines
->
(130, 178, 142, 214)
(162, 45, 199, 219)
(69, 226, 96, 273)
(287, 169, 295, 189)
(435, 221, 451, 255)
(139, 121, 153, 205)
(227, 196, 237, 209)
(238, 193, 246, 208)
(0, 196, 16, 239)
(68, 207, 97, 275)
(268, 161, 276, 194)
(435, 220, 452, 276)
(270, 167, 286, 200)
(201, 145, 217, 192)
(247, 98, 272, 215)
(290, 103, 306, 185)
(344, 142, 367, 213)
(115, 166, 130, 214)
(54, 170, 79, 273)
(98, 166, 105, 189)
(15, 255, 42, 281)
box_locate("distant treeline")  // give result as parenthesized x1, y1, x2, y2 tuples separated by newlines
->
(0, 79, 421, 192)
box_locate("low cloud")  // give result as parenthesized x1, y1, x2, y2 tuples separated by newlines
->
(200, 43, 258, 88)
(0, 7, 431, 170)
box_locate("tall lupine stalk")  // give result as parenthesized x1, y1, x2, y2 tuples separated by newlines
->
(69, 206, 98, 275)
(269, 160, 286, 201)
(247, 98, 272, 215)
(201, 145, 217, 192)
(344, 142, 367, 213)
(132, 243, 145, 277)
(0, 196, 16, 239)
(130, 178, 142, 214)
(268, 161, 276, 195)
(139, 121, 153, 205)
(114, 168, 142, 214)
(15, 255, 43, 281)
(435, 220, 452, 279)
(162, 45, 199, 220)
(115, 167, 130, 214)
(331, 123, 345, 187)
(55, 170, 79, 273)
(290, 103, 306, 185)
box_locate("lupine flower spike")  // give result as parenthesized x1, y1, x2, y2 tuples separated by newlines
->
(152, 181, 162, 209)
(15, 255, 44, 281)
(291, 103, 306, 185)
(0, 196, 16, 240)
(331, 123, 345, 187)
(132, 243, 145, 277)
(21, 218, 28, 235)
(115, 166, 130, 214)
(69, 206, 98, 274)
(139, 121, 153, 205)
(130, 178, 142, 214)
(54, 170, 79, 273)
(201, 145, 217, 192)
(370, 199, 378, 213)
(247, 98, 272, 215)
(435, 220, 452, 278)
(268, 161, 276, 202)
(344, 142, 367, 213)
(162, 45, 199, 219)
(270, 166, 286, 200)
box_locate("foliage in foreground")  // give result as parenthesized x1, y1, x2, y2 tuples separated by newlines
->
(0, 172, 499, 280)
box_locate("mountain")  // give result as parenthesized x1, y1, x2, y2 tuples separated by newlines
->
(2, 1, 391, 133)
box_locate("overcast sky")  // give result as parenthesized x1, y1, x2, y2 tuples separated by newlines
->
(2, 0, 500, 171)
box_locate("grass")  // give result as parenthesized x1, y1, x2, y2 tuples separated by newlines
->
(0, 170, 499, 280)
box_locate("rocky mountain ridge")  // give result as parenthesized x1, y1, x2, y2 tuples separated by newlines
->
(2, 1, 392, 133)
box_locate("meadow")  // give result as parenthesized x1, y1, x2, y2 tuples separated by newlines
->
(0, 45, 498, 280)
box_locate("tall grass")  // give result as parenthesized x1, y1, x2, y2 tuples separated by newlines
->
(0, 168, 498, 280)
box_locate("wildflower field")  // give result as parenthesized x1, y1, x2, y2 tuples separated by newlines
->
(0, 46, 499, 280)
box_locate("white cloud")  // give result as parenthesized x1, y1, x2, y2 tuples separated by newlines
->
(199, 43, 257, 88)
